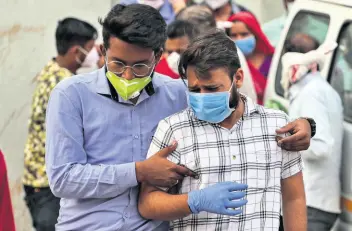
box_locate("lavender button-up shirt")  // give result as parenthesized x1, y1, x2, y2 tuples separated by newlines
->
(45, 68, 187, 231)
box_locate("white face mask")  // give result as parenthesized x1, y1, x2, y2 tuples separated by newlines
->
(166, 52, 181, 74)
(81, 47, 100, 68)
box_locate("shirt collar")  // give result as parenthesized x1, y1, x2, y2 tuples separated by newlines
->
(95, 67, 156, 105)
(289, 72, 317, 102)
(241, 94, 259, 117)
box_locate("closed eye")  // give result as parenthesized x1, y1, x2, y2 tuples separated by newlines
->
(204, 86, 219, 92)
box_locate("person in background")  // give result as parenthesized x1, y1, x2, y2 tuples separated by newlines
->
(155, 20, 198, 78)
(120, 0, 178, 24)
(282, 39, 343, 231)
(262, 0, 295, 47)
(23, 18, 97, 231)
(176, 4, 216, 33)
(228, 12, 274, 105)
(203, 0, 251, 22)
(77, 44, 102, 74)
(175, 5, 257, 100)
(138, 30, 307, 231)
(0, 149, 16, 231)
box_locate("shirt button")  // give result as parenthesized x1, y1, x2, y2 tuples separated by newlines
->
(134, 135, 139, 139)
(232, 155, 236, 160)
(123, 212, 129, 219)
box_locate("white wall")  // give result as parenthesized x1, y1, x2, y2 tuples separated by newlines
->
(0, 1, 111, 230)
(236, 0, 285, 23)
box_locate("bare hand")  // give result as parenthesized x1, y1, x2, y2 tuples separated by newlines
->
(276, 119, 311, 151)
(136, 142, 198, 188)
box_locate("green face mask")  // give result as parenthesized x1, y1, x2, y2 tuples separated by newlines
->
(106, 71, 152, 101)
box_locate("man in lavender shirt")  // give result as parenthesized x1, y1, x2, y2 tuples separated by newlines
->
(46, 4, 315, 231)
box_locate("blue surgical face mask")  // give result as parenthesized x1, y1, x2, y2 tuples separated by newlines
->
(187, 85, 235, 124)
(234, 36, 256, 56)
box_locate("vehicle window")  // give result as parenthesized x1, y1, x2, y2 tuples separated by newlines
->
(329, 23, 352, 123)
(274, 11, 330, 97)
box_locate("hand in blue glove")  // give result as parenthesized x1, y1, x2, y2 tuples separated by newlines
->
(187, 181, 248, 216)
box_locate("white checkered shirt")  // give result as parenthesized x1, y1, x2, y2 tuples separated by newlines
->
(147, 96, 302, 231)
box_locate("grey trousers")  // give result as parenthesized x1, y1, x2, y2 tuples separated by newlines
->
(308, 206, 339, 231)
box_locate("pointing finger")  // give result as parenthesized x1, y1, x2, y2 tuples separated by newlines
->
(276, 122, 295, 134)
(155, 141, 178, 158)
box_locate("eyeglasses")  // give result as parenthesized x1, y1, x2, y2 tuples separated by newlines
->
(106, 56, 155, 77)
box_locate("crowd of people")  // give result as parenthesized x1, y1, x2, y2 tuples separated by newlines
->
(0, 0, 345, 231)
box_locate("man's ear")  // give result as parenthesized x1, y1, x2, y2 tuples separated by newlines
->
(100, 44, 106, 56)
(234, 68, 244, 89)
(155, 48, 164, 64)
(68, 45, 80, 55)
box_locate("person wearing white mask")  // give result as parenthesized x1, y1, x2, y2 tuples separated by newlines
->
(282, 38, 343, 231)
(262, 0, 296, 47)
(77, 45, 102, 73)
(155, 20, 198, 79)
(23, 17, 97, 231)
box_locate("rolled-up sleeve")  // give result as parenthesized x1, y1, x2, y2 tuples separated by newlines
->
(45, 87, 138, 199)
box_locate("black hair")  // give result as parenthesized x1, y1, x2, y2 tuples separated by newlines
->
(55, 17, 97, 55)
(167, 20, 199, 40)
(179, 29, 241, 80)
(99, 4, 166, 52)
(285, 34, 320, 54)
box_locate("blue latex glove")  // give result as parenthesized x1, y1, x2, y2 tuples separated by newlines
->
(188, 181, 248, 216)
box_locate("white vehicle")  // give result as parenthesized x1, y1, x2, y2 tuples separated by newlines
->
(264, 0, 352, 230)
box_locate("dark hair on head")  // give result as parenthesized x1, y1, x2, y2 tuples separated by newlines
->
(285, 33, 320, 54)
(99, 4, 166, 52)
(167, 20, 199, 40)
(179, 29, 241, 80)
(56, 17, 97, 55)
(176, 5, 216, 35)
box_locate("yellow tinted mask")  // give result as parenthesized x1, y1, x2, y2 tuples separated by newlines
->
(106, 71, 152, 101)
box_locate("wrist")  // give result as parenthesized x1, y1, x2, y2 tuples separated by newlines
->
(187, 190, 201, 214)
(135, 161, 146, 183)
(299, 117, 316, 137)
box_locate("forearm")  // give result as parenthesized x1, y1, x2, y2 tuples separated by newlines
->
(48, 162, 138, 199)
(138, 185, 192, 221)
(282, 197, 307, 231)
(281, 172, 307, 231)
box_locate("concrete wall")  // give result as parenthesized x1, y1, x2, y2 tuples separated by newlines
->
(0, 0, 282, 230)
(0, 1, 110, 230)
(236, 0, 285, 23)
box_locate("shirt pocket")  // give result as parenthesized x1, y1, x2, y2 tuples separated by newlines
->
(248, 150, 281, 189)
(178, 149, 202, 194)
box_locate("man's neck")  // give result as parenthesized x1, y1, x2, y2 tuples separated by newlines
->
(55, 55, 76, 74)
(220, 98, 245, 130)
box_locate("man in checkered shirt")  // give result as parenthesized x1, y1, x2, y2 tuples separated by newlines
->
(138, 30, 306, 230)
